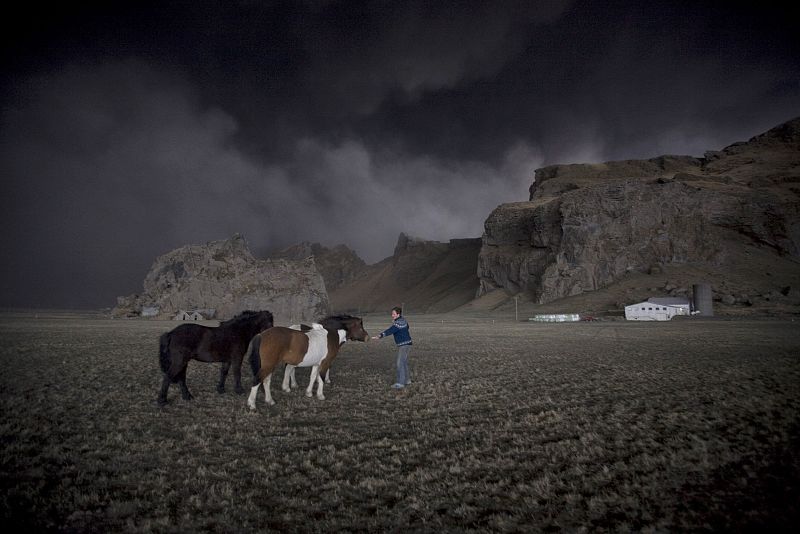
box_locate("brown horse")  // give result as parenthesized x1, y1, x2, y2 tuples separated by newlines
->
(246, 317, 368, 410)
(157, 310, 274, 406)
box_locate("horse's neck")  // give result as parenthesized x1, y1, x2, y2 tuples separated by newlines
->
(224, 319, 260, 336)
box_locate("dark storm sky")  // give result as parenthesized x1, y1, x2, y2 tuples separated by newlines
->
(1, 0, 798, 309)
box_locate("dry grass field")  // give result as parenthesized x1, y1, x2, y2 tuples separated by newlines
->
(1, 311, 799, 532)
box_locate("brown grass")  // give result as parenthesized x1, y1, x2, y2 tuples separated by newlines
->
(1, 312, 799, 532)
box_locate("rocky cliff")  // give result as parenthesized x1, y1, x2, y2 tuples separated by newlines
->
(113, 234, 329, 322)
(329, 234, 482, 314)
(270, 242, 366, 291)
(478, 117, 800, 308)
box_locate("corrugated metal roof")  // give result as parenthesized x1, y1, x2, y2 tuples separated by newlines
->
(648, 297, 690, 306)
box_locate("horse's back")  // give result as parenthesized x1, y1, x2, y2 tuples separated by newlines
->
(205, 323, 258, 360)
(170, 321, 212, 332)
(261, 326, 318, 366)
(165, 320, 264, 363)
(262, 326, 309, 350)
(163, 323, 211, 349)
(164, 322, 234, 363)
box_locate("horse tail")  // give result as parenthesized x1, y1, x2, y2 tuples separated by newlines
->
(247, 333, 262, 378)
(159, 332, 172, 374)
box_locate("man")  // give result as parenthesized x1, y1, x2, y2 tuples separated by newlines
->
(372, 306, 412, 388)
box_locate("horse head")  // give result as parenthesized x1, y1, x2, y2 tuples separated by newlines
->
(319, 315, 369, 341)
(341, 316, 369, 342)
(253, 310, 275, 331)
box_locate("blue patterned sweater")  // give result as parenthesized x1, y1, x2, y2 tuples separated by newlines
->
(379, 316, 412, 346)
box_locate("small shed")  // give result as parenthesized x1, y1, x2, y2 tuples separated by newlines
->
(624, 297, 691, 321)
(529, 314, 581, 322)
(173, 310, 205, 321)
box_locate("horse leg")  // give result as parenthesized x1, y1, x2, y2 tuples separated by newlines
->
(315, 373, 325, 401)
(157, 373, 171, 406)
(249, 361, 277, 411)
(247, 381, 260, 410)
(317, 358, 335, 399)
(232, 354, 245, 394)
(290, 366, 298, 389)
(282, 364, 295, 392)
(306, 366, 321, 398)
(320, 353, 335, 387)
(263, 373, 275, 406)
(248, 373, 271, 410)
(176, 365, 193, 401)
(217, 361, 231, 394)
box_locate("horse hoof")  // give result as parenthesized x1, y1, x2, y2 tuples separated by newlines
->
(305, 392, 313, 398)
(267, 400, 276, 406)
(157, 398, 168, 407)
(317, 395, 326, 401)
(235, 387, 245, 395)
(216, 387, 225, 394)
(282, 387, 291, 393)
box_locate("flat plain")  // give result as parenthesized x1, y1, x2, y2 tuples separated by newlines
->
(1, 311, 798, 532)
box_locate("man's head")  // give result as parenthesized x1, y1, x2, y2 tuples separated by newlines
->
(391, 306, 402, 319)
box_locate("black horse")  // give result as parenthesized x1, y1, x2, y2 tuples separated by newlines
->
(157, 310, 274, 406)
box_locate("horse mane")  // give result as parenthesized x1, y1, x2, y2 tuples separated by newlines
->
(221, 310, 273, 328)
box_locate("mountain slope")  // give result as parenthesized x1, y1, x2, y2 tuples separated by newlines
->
(476, 117, 800, 316)
(328, 235, 482, 314)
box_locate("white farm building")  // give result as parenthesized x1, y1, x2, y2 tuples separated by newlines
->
(173, 310, 205, 321)
(624, 297, 691, 321)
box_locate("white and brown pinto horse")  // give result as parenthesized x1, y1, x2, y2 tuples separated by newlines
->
(283, 323, 332, 392)
(283, 315, 368, 391)
(246, 322, 363, 410)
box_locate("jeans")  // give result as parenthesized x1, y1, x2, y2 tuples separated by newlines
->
(396, 345, 411, 385)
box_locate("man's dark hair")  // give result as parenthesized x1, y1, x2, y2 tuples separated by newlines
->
(392, 306, 402, 315)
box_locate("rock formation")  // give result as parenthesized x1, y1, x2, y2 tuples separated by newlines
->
(269, 242, 367, 291)
(478, 117, 800, 306)
(113, 117, 800, 320)
(328, 234, 482, 313)
(113, 234, 329, 322)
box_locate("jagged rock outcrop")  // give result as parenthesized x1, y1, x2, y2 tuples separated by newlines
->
(270, 242, 367, 291)
(113, 234, 329, 321)
(479, 117, 800, 304)
(329, 233, 482, 313)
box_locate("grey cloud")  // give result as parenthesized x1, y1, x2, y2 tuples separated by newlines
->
(1, 1, 798, 309)
(0, 60, 538, 307)
(296, 1, 576, 114)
